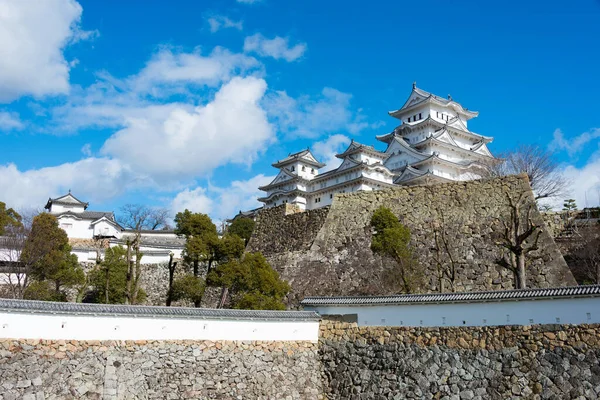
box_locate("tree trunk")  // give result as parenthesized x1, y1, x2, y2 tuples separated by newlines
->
(105, 266, 110, 304)
(517, 253, 527, 289)
(218, 287, 228, 308)
(166, 254, 175, 307)
(125, 241, 133, 305)
(132, 244, 142, 304)
(193, 260, 199, 277)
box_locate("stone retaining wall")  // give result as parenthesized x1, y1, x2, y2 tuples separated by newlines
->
(249, 175, 576, 307)
(247, 204, 330, 256)
(319, 317, 600, 399)
(0, 339, 321, 399)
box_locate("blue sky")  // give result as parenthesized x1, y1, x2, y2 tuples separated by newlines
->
(1, 0, 599, 221)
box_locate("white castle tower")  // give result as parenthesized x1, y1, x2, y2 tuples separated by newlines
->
(258, 83, 495, 210)
(378, 82, 494, 185)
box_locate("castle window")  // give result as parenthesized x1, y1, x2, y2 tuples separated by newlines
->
(413, 114, 417, 121)
(302, 166, 305, 171)
(419, 113, 422, 119)
(407, 117, 410, 123)
(291, 166, 295, 172)
(311, 168, 315, 174)
(330, 194, 333, 199)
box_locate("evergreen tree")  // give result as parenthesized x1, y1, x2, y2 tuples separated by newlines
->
(370, 206, 423, 293)
(209, 252, 290, 310)
(21, 213, 85, 301)
(0, 201, 22, 235)
(88, 246, 146, 304)
(563, 199, 578, 213)
(227, 217, 255, 245)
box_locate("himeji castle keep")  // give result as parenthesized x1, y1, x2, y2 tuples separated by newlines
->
(259, 83, 495, 211)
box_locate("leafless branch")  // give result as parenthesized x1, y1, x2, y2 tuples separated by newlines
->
(481, 144, 569, 200)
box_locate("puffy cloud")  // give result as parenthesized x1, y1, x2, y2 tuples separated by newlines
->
(560, 154, 600, 209)
(101, 76, 275, 181)
(171, 174, 273, 222)
(0, 110, 23, 130)
(236, 0, 262, 4)
(312, 134, 351, 172)
(207, 15, 243, 33)
(243, 34, 306, 62)
(127, 47, 261, 96)
(549, 128, 600, 157)
(171, 187, 214, 216)
(0, 0, 92, 102)
(265, 87, 381, 138)
(53, 47, 262, 131)
(0, 158, 140, 210)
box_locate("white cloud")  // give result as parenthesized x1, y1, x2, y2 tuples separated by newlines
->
(0, 110, 23, 130)
(265, 87, 380, 138)
(101, 76, 275, 181)
(312, 134, 351, 172)
(171, 187, 214, 216)
(0, 158, 140, 210)
(550, 128, 600, 157)
(236, 0, 262, 4)
(53, 47, 263, 131)
(243, 34, 306, 62)
(128, 46, 261, 96)
(0, 0, 91, 102)
(171, 174, 273, 222)
(207, 15, 243, 33)
(80, 143, 92, 156)
(560, 154, 600, 209)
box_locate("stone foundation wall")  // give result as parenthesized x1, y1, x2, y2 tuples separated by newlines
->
(0, 339, 321, 399)
(319, 318, 600, 399)
(248, 205, 330, 256)
(249, 175, 576, 306)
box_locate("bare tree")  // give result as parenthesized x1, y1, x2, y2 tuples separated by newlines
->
(0, 226, 29, 298)
(429, 210, 466, 293)
(118, 204, 170, 231)
(483, 144, 568, 200)
(494, 191, 542, 289)
(118, 204, 169, 304)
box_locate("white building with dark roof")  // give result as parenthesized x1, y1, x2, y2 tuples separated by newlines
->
(44, 193, 183, 263)
(259, 83, 495, 210)
(45, 193, 122, 239)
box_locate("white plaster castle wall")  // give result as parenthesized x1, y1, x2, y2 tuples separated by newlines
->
(57, 216, 94, 239)
(0, 311, 320, 342)
(305, 297, 600, 328)
(49, 204, 85, 214)
(72, 249, 98, 263)
(92, 220, 120, 238)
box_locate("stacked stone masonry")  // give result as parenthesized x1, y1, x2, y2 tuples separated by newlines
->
(0, 339, 321, 399)
(320, 318, 600, 400)
(248, 175, 576, 306)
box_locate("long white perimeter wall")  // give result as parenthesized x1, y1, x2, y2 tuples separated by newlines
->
(0, 301, 320, 342)
(305, 296, 600, 328)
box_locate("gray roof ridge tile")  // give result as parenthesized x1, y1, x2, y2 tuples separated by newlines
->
(301, 284, 600, 306)
(0, 299, 320, 321)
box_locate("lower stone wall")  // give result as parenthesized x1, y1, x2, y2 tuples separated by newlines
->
(0, 339, 321, 399)
(320, 318, 600, 399)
